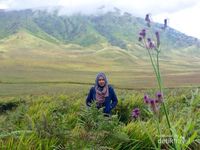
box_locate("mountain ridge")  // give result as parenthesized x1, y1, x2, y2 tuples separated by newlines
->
(0, 9, 199, 51)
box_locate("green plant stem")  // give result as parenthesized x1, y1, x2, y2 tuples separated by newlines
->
(146, 48, 159, 79)
(156, 50, 163, 89)
(154, 114, 162, 150)
(141, 28, 177, 149)
(154, 50, 178, 150)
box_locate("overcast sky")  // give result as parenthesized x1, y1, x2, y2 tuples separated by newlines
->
(0, 0, 199, 39)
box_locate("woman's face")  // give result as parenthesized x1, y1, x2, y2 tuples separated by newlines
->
(98, 76, 105, 87)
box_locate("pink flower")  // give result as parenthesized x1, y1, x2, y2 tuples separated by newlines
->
(144, 92, 164, 114)
(155, 31, 160, 48)
(139, 29, 146, 38)
(164, 19, 167, 29)
(132, 108, 140, 119)
(145, 14, 151, 27)
(156, 92, 163, 103)
(144, 94, 149, 103)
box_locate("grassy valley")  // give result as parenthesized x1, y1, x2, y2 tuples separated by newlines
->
(0, 9, 200, 149)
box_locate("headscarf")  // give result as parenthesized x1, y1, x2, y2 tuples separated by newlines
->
(95, 72, 109, 104)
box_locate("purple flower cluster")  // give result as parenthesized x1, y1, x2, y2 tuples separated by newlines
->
(132, 108, 140, 119)
(138, 29, 159, 49)
(139, 29, 146, 38)
(138, 14, 168, 49)
(144, 92, 163, 114)
(147, 38, 155, 49)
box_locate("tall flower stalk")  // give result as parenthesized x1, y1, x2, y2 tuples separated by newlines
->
(138, 14, 177, 149)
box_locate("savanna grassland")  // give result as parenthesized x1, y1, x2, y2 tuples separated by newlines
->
(0, 84, 200, 149)
(0, 9, 200, 149)
(1, 30, 200, 96)
(0, 31, 200, 149)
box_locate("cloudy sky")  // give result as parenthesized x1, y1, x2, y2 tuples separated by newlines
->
(0, 0, 199, 39)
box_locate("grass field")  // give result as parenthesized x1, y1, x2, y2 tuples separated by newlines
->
(0, 31, 200, 149)
(0, 84, 200, 149)
(0, 31, 200, 94)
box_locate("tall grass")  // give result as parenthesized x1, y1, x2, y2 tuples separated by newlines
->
(0, 88, 199, 149)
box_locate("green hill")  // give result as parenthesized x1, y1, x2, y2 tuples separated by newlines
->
(0, 9, 200, 91)
(0, 9, 199, 49)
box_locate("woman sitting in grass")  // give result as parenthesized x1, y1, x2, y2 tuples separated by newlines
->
(86, 72, 118, 116)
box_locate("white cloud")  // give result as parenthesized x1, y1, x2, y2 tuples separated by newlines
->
(0, 0, 59, 9)
(0, 3, 8, 9)
(1, 0, 198, 15)
(154, 1, 200, 39)
(111, 0, 198, 16)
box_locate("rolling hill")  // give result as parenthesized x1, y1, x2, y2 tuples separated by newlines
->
(0, 8, 200, 92)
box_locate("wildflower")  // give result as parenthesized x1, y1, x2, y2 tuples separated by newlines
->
(145, 14, 151, 27)
(147, 38, 155, 49)
(145, 14, 150, 22)
(144, 94, 149, 103)
(155, 31, 160, 48)
(144, 93, 162, 114)
(139, 29, 146, 38)
(164, 19, 167, 29)
(138, 36, 143, 42)
(149, 98, 159, 113)
(156, 92, 163, 103)
(149, 41, 155, 49)
(132, 108, 140, 119)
